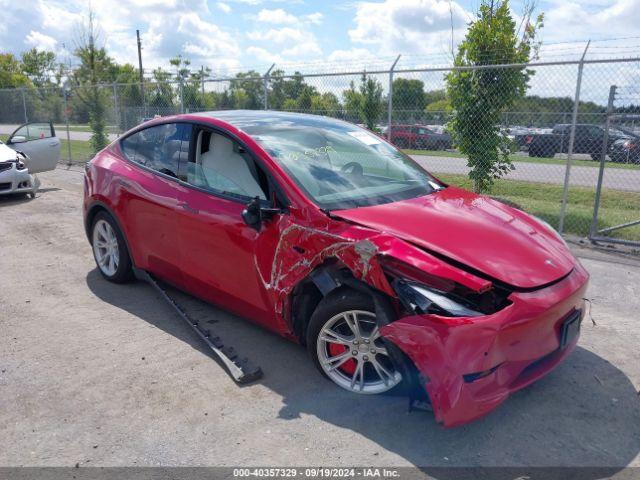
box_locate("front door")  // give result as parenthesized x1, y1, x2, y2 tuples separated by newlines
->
(7, 122, 60, 173)
(176, 127, 283, 327)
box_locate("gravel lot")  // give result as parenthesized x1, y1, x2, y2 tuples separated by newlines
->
(1, 167, 639, 472)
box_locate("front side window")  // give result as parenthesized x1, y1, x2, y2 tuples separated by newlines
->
(242, 117, 442, 210)
(12, 122, 52, 141)
(121, 123, 190, 178)
(181, 129, 268, 200)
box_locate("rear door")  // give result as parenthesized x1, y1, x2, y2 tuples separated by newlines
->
(7, 122, 60, 173)
(117, 122, 190, 286)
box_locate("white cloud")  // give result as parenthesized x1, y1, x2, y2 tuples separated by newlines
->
(256, 8, 297, 24)
(247, 27, 306, 43)
(281, 41, 322, 58)
(327, 48, 378, 64)
(25, 31, 58, 51)
(246, 46, 283, 64)
(217, 2, 232, 13)
(304, 12, 324, 25)
(348, 0, 470, 56)
(541, 0, 640, 44)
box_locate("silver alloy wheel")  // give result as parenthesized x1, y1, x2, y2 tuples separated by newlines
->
(92, 219, 120, 277)
(317, 310, 402, 394)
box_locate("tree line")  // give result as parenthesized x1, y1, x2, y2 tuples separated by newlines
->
(1, 46, 611, 137)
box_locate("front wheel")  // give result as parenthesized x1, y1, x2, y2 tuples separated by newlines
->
(91, 211, 133, 283)
(307, 289, 403, 395)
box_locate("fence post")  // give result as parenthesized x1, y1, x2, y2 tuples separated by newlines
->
(558, 41, 590, 234)
(201, 66, 205, 99)
(63, 87, 72, 165)
(387, 55, 401, 142)
(179, 80, 185, 114)
(263, 63, 275, 110)
(21, 88, 28, 123)
(113, 83, 120, 137)
(589, 85, 616, 239)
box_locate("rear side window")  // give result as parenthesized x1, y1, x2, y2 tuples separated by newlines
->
(120, 123, 191, 178)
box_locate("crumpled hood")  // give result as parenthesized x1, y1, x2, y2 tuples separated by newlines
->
(334, 186, 575, 289)
(0, 142, 18, 162)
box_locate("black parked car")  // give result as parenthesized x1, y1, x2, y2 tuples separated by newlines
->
(528, 124, 630, 160)
(609, 137, 640, 164)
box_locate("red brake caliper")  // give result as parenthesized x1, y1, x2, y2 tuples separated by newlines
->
(328, 343, 357, 375)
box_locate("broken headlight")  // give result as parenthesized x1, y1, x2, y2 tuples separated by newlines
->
(392, 279, 483, 317)
(381, 257, 511, 318)
(15, 152, 27, 170)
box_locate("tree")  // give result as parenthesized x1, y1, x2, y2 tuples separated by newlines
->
(147, 67, 175, 111)
(21, 48, 56, 87)
(72, 11, 114, 153)
(343, 80, 362, 122)
(446, 0, 542, 192)
(229, 71, 264, 109)
(0, 54, 29, 88)
(392, 78, 425, 122)
(359, 73, 383, 131)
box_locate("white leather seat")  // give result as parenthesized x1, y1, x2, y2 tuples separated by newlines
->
(199, 132, 266, 199)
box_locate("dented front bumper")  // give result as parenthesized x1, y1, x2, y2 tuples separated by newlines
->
(381, 261, 589, 427)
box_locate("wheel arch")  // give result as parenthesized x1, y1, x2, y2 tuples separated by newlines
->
(292, 260, 428, 402)
(85, 200, 136, 269)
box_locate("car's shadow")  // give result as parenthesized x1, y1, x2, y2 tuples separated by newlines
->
(0, 188, 61, 207)
(86, 269, 640, 476)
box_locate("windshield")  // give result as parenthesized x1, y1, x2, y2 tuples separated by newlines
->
(240, 116, 443, 210)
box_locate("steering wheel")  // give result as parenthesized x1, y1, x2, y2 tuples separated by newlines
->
(341, 162, 364, 176)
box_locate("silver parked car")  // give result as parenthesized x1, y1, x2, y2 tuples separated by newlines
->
(1, 122, 61, 197)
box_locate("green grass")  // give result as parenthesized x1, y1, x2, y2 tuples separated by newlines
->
(55, 124, 119, 134)
(59, 139, 95, 163)
(403, 149, 640, 170)
(439, 173, 640, 241)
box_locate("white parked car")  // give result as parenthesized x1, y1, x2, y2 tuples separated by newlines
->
(1, 122, 61, 198)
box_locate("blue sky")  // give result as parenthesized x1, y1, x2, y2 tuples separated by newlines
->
(0, 0, 639, 77)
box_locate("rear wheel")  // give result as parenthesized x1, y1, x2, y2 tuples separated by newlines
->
(307, 289, 403, 395)
(91, 211, 133, 283)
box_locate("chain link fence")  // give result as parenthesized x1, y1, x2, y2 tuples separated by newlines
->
(1, 57, 639, 245)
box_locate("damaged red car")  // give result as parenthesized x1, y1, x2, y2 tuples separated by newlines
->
(83, 111, 589, 427)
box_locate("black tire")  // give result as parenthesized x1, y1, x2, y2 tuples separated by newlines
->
(306, 288, 408, 395)
(90, 211, 133, 283)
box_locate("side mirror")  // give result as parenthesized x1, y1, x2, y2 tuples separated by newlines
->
(10, 135, 26, 144)
(242, 196, 283, 232)
(242, 197, 263, 231)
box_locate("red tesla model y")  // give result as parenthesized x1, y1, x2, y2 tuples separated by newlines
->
(83, 111, 589, 427)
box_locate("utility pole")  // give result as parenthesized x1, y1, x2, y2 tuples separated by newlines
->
(136, 29, 146, 116)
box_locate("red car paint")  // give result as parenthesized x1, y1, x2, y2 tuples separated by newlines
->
(83, 111, 589, 427)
